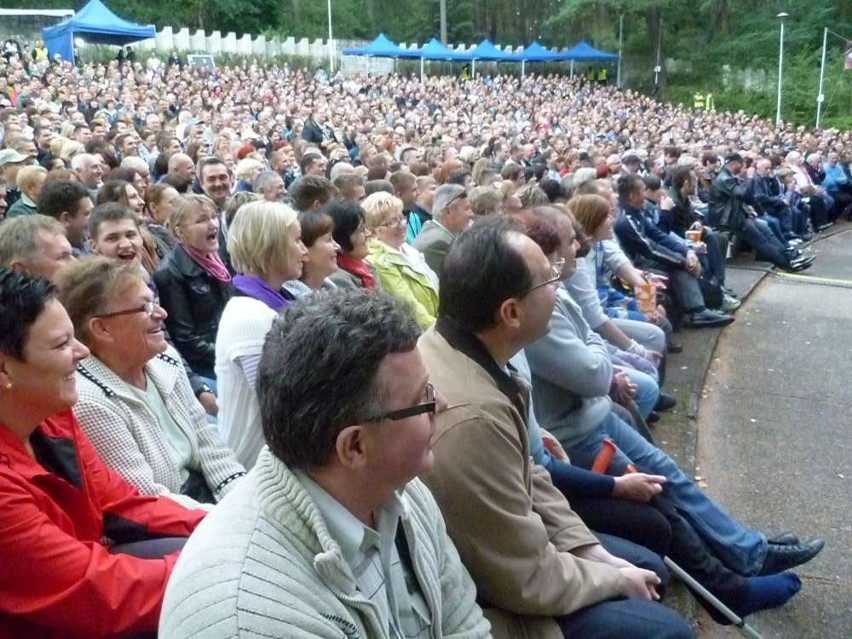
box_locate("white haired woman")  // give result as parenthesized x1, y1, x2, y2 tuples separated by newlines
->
(362, 191, 439, 329)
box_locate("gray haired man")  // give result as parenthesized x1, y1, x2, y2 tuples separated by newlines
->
(412, 183, 472, 277)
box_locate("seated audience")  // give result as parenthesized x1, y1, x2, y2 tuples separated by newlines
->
(326, 199, 381, 289)
(215, 200, 307, 468)
(160, 289, 490, 639)
(35, 179, 94, 256)
(154, 194, 233, 380)
(0, 214, 75, 279)
(418, 217, 692, 639)
(412, 183, 472, 277)
(363, 191, 439, 329)
(56, 257, 246, 508)
(283, 209, 340, 297)
(0, 268, 206, 637)
(6, 165, 47, 218)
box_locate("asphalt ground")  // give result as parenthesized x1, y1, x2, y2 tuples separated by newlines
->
(652, 221, 852, 638)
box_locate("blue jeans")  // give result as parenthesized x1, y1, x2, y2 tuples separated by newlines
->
(572, 412, 767, 576)
(619, 367, 659, 419)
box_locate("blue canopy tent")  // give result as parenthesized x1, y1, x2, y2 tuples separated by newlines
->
(398, 37, 471, 82)
(42, 0, 155, 64)
(341, 32, 409, 74)
(468, 38, 517, 76)
(516, 40, 563, 76)
(561, 40, 618, 77)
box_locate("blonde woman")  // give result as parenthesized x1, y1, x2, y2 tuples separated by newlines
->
(362, 191, 438, 329)
(153, 195, 233, 380)
(215, 200, 307, 467)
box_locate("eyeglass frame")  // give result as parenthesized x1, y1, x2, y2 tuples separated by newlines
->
(379, 214, 408, 229)
(369, 382, 436, 422)
(94, 300, 157, 320)
(517, 258, 565, 297)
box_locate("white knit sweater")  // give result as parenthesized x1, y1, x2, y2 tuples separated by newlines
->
(159, 449, 491, 639)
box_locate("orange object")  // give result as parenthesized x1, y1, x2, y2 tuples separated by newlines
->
(591, 438, 617, 473)
(591, 438, 637, 474)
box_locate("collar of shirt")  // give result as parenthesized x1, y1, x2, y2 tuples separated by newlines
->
(295, 469, 405, 571)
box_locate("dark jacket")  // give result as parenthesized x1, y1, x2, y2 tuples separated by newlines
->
(708, 167, 750, 231)
(614, 201, 688, 272)
(153, 244, 233, 378)
(659, 187, 699, 237)
(751, 175, 789, 216)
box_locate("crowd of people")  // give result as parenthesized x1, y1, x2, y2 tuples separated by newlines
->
(0, 47, 845, 637)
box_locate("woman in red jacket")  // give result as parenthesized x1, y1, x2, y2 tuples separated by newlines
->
(0, 268, 206, 638)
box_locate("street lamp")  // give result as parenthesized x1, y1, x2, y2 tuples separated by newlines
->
(775, 11, 788, 128)
(327, 0, 334, 74)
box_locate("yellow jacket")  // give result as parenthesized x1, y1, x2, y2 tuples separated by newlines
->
(365, 239, 439, 329)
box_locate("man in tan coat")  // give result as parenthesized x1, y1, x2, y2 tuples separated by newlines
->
(419, 217, 693, 639)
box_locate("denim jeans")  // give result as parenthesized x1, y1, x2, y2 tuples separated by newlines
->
(619, 366, 659, 419)
(572, 412, 768, 576)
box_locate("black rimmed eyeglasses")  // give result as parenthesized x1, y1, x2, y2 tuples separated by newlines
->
(518, 258, 565, 296)
(95, 300, 157, 320)
(372, 382, 436, 422)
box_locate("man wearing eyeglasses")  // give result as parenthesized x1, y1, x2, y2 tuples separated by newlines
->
(160, 289, 490, 639)
(418, 217, 692, 639)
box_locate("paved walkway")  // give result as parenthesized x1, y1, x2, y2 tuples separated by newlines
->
(651, 223, 852, 637)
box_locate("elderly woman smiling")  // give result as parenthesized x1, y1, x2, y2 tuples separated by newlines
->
(154, 194, 233, 380)
(362, 191, 439, 329)
(0, 269, 206, 638)
(56, 257, 245, 508)
(215, 200, 307, 468)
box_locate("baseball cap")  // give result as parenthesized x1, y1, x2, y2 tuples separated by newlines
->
(724, 152, 744, 163)
(0, 148, 28, 166)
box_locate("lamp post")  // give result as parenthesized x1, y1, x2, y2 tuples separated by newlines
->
(617, 12, 624, 88)
(327, 0, 334, 74)
(775, 12, 788, 128)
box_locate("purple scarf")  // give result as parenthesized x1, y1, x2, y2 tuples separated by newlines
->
(233, 274, 289, 311)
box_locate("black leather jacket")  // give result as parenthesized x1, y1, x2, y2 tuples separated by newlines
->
(708, 167, 750, 231)
(153, 244, 233, 378)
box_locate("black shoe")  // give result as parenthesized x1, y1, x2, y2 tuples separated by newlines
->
(785, 255, 815, 272)
(769, 532, 801, 545)
(646, 410, 661, 424)
(758, 538, 825, 575)
(801, 232, 814, 241)
(666, 340, 683, 354)
(655, 392, 677, 412)
(816, 222, 833, 232)
(686, 308, 735, 328)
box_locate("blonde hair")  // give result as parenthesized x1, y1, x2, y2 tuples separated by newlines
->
(16, 165, 48, 191)
(361, 191, 403, 231)
(169, 194, 216, 235)
(227, 201, 299, 277)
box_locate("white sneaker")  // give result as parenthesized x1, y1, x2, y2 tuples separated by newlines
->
(722, 294, 742, 313)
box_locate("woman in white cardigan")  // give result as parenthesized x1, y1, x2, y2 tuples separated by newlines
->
(214, 200, 308, 468)
(56, 256, 246, 509)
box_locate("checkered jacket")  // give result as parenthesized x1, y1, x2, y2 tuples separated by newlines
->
(74, 346, 245, 509)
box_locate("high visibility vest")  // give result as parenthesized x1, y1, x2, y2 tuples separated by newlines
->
(693, 92, 705, 110)
(598, 68, 608, 82)
(705, 93, 715, 112)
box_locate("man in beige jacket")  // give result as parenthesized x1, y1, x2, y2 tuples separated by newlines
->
(419, 217, 693, 639)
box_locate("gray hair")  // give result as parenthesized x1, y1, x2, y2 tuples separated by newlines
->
(258, 289, 421, 470)
(0, 215, 65, 267)
(252, 170, 282, 194)
(432, 184, 467, 221)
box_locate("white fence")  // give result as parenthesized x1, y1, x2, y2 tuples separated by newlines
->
(131, 27, 527, 74)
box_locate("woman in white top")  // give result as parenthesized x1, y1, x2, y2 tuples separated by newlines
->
(214, 200, 308, 468)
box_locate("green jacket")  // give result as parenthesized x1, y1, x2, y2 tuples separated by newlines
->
(366, 240, 439, 330)
(5, 197, 37, 218)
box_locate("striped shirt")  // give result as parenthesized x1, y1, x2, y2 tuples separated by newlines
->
(296, 471, 431, 638)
